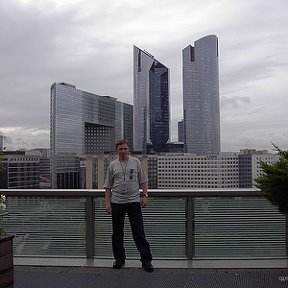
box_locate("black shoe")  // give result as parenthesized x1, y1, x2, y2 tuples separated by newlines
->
(113, 259, 125, 269)
(142, 262, 154, 272)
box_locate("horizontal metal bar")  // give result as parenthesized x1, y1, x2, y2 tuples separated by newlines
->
(0, 188, 262, 198)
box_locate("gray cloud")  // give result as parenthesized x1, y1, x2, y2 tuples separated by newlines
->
(221, 96, 251, 109)
(0, 0, 288, 152)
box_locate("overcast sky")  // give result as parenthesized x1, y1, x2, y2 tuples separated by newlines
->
(0, 0, 287, 152)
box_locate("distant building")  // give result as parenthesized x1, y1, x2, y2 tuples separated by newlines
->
(182, 35, 221, 154)
(82, 149, 281, 190)
(238, 149, 280, 188)
(133, 46, 170, 153)
(87, 152, 238, 189)
(146, 142, 184, 154)
(28, 149, 51, 189)
(147, 155, 158, 189)
(0, 151, 40, 189)
(50, 82, 133, 189)
(156, 153, 239, 189)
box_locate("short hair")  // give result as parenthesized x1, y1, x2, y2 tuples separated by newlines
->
(115, 139, 129, 149)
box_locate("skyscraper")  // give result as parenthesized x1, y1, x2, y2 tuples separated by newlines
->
(133, 46, 170, 153)
(50, 82, 133, 188)
(182, 35, 221, 154)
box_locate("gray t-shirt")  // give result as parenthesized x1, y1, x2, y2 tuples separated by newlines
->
(104, 156, 148, 204)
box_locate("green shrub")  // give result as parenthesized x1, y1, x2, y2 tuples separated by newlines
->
(255, 144, 288, 215)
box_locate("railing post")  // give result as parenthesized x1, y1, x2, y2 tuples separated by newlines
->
(186, 196, 195, 259)
(85, 196, 95, 258)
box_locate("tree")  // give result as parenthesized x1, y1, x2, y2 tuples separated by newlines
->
(255, 144, 288, 215)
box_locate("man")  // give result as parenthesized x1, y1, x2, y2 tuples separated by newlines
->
(104, 139, 153, 272)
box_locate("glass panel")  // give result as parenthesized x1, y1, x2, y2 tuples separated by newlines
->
(94, 198, 113, 257)
(4, 197, 86, 256)
(193, 197, 286, 257)
(94, 197, 186, 258)
(2, 193, 286, 259)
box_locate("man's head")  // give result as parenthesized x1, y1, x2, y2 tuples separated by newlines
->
(115, 139, 129, 160)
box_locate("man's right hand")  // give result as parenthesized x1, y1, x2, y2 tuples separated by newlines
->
(106, 204, 112, 214)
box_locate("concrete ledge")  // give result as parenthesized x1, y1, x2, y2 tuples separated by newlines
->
(14, 257, 288, 270)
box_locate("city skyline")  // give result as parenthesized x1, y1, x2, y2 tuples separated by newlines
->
(0, 0, 288, 153)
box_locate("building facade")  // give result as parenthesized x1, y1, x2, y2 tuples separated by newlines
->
(28, 149, 51, 189)
(83, 150, 281, 190)
(0, 151, 40, 189)
(133, 46, 170, 153)
(182, 35, 221, 154)
(50, 82, 133, 189)
(156, 153, 239, 189)
(239, 149, 280, 188)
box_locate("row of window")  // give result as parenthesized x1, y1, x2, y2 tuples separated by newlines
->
(159, 178, 239, 182)
(158, 185, 239, 188)
(158, 170, 239, 173)
(4, 158, 39, 162)
(159, 159, 238, 162)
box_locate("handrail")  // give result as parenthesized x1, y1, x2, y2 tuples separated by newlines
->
(0, 188, 261, 197)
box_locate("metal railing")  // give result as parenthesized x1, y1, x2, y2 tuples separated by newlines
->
(1, 188, 287, 259)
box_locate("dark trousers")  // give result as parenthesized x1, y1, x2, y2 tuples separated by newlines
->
(111, 202, 152, 263)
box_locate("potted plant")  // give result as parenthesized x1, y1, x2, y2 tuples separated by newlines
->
(0, 194, 14, 288)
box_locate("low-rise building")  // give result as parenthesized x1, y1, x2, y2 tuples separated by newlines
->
(156, 153, 239, 189)
(0, 151, 40, 189)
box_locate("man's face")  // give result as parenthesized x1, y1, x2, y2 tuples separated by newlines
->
(117, 143, 129, 160)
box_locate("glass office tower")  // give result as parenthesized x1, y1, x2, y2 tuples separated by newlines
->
(182, 35, 221, 154)
(50, 82, 133, 188)
(133, 46, 170, 153)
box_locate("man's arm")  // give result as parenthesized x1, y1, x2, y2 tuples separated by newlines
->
(141, 181, 148, 208)
(105, 188, 112, 214)
(141, 181, 148, 196)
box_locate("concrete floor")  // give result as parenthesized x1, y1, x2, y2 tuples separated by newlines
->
(13, 257, 288, 288)
(14, 265, 288, 288)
